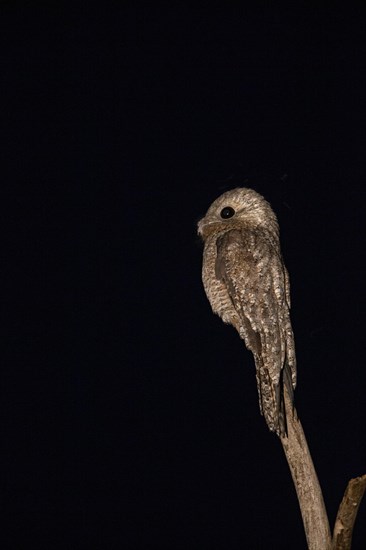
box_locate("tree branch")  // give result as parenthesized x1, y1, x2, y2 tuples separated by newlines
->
(332, 474, 366, 550)
(280, 388, 332, 550)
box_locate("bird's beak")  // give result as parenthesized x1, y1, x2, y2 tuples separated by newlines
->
(197, 219, 204, 236)
(197, 218, 216, 239)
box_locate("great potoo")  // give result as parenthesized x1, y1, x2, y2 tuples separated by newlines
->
(197, 187, 296, 437)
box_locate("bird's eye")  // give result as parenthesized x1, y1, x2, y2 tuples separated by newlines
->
(220, 206, 235, 219)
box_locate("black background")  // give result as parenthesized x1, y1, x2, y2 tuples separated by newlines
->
(3, 5, 366, 549)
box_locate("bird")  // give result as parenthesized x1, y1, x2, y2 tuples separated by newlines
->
(197, 187, 296, 436)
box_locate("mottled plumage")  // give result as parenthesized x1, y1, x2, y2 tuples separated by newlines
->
(198, 188, 296, 436)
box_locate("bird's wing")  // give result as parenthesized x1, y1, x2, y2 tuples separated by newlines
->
(215, 228, 295, 434)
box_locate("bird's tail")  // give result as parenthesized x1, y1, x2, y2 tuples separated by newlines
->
(255, 359, 294, 437)
(278, 361, 294, 437)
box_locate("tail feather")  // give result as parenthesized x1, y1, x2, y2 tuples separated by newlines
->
(278, 362, 295, 437)
(255, 357, 294, 437)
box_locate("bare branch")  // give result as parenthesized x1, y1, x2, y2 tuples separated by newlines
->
(280, 388, 331, 550)
(332, 474, 366, 550)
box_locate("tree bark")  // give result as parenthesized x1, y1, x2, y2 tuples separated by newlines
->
(280, 388, 332, 550)
(332, 474, 366, 550)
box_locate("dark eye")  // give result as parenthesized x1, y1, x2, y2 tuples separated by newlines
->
(220, 206, 235, 219)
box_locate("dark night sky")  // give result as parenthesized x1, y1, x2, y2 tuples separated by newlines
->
(3, 5, 366, 549)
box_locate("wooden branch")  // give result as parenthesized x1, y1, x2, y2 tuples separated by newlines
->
(280, 388, 332, 550)
(332, 474, 366, 550)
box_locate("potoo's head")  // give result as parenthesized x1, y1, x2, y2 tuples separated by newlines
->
(197, 187, 279, 240)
